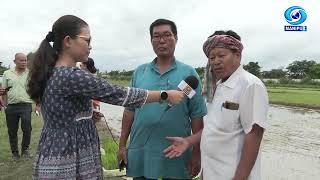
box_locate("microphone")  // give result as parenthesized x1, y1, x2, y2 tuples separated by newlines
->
(178, 75, 198, 98)
(166, 75, 199, 109)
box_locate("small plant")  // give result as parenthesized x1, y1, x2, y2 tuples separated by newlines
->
(101, 138, 119, 170)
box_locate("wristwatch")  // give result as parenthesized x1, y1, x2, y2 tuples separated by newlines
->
(160, 90, 168, 102)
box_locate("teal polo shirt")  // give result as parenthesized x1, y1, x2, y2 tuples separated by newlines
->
(127, 59, 207, 179)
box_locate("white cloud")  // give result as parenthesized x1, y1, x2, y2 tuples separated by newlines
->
(0, 0, 319, 71)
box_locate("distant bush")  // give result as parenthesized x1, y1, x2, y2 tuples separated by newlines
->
(278, 77, 294, 84)
(265, 77, 320, 88)
(264, 80, 276, 86)
(300, 77, 313, 85)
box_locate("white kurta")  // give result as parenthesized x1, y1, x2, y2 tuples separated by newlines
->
(200, 66, 268, 180)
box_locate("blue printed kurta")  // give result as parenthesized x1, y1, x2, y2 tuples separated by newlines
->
(33, 67, 147, 179)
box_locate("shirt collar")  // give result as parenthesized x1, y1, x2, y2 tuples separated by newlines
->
(216, 65, 243, 89)
(10, 68, 28, 75)
(150, 57, 177, 75)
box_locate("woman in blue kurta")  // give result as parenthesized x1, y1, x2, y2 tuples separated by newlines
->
(27, 15, 184, 179)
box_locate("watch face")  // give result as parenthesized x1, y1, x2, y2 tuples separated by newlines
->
(161, 91, 168, 100)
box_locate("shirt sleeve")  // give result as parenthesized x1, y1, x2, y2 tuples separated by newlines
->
(188, 68, 208, 120)
(65, 68, 148, 108)
(239, 83, 269, 134)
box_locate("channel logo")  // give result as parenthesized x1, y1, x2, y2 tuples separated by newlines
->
(284, 6, 307, 31)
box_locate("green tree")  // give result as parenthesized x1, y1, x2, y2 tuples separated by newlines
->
(261, 69, 287, 79)
(309, 63, 320, 79)
(243, 62, 261, 77)
(286, 60, 316, 79)
(108, 70, 119, 77)
(195, 67, 205, 78)
(121, 70, 133, 77)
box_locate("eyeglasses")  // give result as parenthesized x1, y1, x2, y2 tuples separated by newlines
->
(152, 33, 174, 42)
(76, 35, 91, 46)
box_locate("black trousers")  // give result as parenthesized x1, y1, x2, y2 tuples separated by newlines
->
(5, 103, 32, 154)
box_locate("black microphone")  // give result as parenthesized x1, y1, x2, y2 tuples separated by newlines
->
(166, 75, 199, 110)
(179, 75, 199, 98)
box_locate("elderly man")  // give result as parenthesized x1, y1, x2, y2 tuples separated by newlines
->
(164, 30, 269, 180)
(2, 53, 33, 160)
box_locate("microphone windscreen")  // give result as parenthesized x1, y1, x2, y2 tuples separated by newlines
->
(184, 75, 199, 89)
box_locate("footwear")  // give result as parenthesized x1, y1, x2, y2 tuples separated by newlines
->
(12, 152, 20, 161)
(21, 150, 31, 159)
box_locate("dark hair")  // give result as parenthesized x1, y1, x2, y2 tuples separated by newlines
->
(208, 30, 241, 41)
(149, 19, 177, 37)
(83, 57, 97, 74)
(27, 15, 88, 104)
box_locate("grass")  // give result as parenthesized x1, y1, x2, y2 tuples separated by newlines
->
(267, 86, 320, 109)
(0, 111, 43, 180)
(101, 136, 119, 170)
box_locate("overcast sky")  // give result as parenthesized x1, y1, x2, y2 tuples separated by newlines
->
(1, 0, 319, 71)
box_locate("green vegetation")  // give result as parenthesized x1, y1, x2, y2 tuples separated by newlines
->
(98, 60, 320, 83)
(101, 138, 119, 170)
(0, 112, 41, 180)
(268, 86, 320, 109)
(264, 77, 320, 88)
(108, 79, 130, 86)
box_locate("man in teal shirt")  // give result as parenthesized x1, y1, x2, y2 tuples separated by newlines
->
(118, 19, 207, 180)
(2, 53, 33, 160)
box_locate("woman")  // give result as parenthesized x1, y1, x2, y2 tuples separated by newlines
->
(27, 15, 184, 179)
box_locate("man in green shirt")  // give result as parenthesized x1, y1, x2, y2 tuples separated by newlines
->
(2, 53, 32, 160)
(118, 19, 207, 179)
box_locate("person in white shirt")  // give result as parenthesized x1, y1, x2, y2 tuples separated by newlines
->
(163, 30, 269, 180)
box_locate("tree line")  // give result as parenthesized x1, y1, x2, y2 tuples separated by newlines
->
(3, 53, 319, 80)
(101, 60, 320, 80)
(243, 60, 320, 79)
